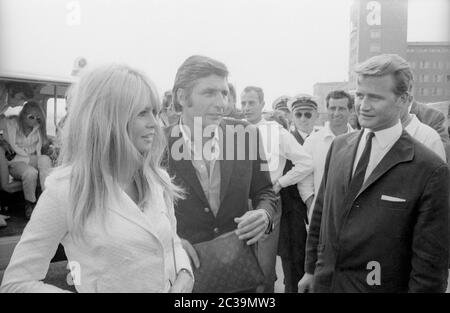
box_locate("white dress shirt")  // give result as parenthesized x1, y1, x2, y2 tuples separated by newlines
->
(303, 121, 354, 197)
(405, 114, 446, 162)
(353, 121, 403, 182)
(254, 119, 314, 202)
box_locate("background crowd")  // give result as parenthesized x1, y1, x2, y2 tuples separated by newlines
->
(0, 52, 449, 293)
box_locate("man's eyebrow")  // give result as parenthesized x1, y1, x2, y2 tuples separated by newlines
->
(366, 93, 384, 98)
(355, 91, 383, 98)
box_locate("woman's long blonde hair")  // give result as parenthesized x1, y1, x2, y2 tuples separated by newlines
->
(60, 64, 182, 237)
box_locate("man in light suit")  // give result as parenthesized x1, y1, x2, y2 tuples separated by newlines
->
(410, 99, 450, 162)
(165, 56, 278, 286)
(298, 54, 449, 293)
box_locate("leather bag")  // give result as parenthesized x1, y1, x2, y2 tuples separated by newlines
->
(192, 231, 265, 293)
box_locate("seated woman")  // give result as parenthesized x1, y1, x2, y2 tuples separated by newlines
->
(0, 64, 193, 293)
(0, 101, 52, 219)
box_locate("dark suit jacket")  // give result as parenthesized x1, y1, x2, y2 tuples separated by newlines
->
(305, 129, 449, 292)
(411, 100, 450, 162)
(165, 118, 277, 244)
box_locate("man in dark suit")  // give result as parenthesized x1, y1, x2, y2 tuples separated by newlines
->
(165, 56, 278, 277)
(298, 54, 449, 293)
(410, 99, 450, 162)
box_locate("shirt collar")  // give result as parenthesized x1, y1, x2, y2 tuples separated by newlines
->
(405, 114, 420, 134)
(363, 120, 402, 149)
(179, 118, 220, 157)
(323, 121, 354, 139)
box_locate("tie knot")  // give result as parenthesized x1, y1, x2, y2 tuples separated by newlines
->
(366, 131, 375, 142)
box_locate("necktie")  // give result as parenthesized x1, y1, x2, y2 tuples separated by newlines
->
(348, 131, 375, 198)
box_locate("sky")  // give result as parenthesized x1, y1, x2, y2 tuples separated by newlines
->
(0, 0, 448, 110)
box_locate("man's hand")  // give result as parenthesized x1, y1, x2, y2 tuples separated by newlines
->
(273, 182, 282, 194)
(181, 239, 200, 269)
(234, 209, 270, 245)
(169, 270, 194, 293)
(298, 273, 314, 293)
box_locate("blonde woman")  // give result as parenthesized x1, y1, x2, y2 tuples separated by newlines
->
(0, 64, 193, 293)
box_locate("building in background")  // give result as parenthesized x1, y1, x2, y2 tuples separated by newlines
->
(348, 0, 409, 89)
(314, 0, 449, 107)
(408, 42, 450, 103)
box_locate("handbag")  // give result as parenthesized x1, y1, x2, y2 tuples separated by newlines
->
(192, 231, 265, 293)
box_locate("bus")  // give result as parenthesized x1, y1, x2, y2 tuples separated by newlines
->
(0, 74, 74, 289)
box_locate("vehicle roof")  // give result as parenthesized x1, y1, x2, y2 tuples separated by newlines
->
(0, 72, 75, 86)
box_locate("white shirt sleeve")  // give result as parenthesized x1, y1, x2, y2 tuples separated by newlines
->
(276, 127, 314, 201)
(0, 182, 70, 293)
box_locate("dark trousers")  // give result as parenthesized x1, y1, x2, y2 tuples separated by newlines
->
(278, 187, 308, 293)
(281, 256, 305, 293)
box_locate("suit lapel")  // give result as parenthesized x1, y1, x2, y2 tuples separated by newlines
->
(167, 126, 210, 207)
(356, 130, 414, 198)
(108, 190, 163, 244)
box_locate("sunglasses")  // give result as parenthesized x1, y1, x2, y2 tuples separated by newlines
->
(27, 114, 41, 123)
(294, 112, 312, 119)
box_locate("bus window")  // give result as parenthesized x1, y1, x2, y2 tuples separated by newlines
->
(46, 97, 67, 138)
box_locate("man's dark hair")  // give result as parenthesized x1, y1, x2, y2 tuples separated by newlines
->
(326, 90, 354, 110)
(172, 55, 228, 112)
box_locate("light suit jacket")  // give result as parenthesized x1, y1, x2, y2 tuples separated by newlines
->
(410, 100, 450, 163)
(0, 167, 191, 293)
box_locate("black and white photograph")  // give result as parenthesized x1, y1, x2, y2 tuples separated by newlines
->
(0, 0, 449, 298)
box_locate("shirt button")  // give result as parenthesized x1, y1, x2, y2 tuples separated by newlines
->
(213, 227, 219, 235)
(204, 207, 210, 213)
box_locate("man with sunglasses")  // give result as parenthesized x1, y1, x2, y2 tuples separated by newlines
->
(303, 90, 355, 221)
(241, 86, 314, 292)
(288, 94, 319, 144)
(270, 95, 317, 292)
